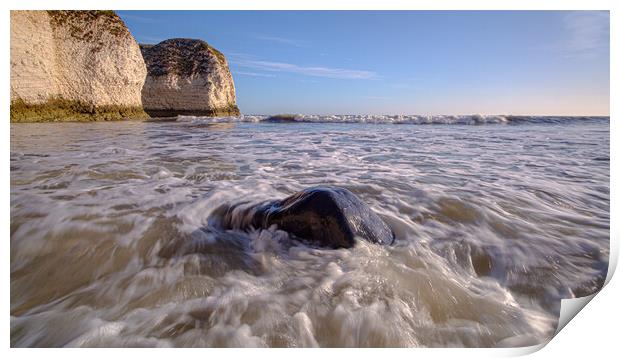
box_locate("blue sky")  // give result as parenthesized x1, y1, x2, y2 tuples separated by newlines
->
(117, 11, 610, 116)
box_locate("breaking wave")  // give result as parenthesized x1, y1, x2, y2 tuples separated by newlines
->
(176, 114, 609, 125)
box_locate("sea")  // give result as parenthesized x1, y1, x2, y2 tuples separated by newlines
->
(10, 114, 610, 347)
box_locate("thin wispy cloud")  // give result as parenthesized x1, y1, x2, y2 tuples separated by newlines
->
(562, 11, 609, 59)
(254, 34, 307, 47)
(226, 51, 254, 58)
(233, 59, 378, 80)
(234, 71, 276, 78)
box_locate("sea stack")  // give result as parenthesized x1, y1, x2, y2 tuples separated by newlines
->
(10, 11, 148, 122)
(140, 39, 240, 117)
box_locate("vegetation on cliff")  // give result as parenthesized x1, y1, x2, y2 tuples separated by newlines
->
(46, 10, 129, 40)
(140, 39, 230, 77)
(11, 98, 148, 123)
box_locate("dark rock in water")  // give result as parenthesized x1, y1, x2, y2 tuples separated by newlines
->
(210, 186, 395, 248)
(264, 114, 298, 123)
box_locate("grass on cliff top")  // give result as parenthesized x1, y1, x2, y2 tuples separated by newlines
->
(47, 10, 127, 39)
(11, 98, 149, 123)
(207, 46, 227, 64)
(47, 10, 118, 23)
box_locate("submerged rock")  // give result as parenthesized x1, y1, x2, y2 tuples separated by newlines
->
(264, 114, 298, 123)
(140, 39, 240, 117)
(10, 10, 148, 122)
(211, 186, 395, 248)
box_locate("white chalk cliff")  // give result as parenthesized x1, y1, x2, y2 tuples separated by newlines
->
(10, 10, 147, 121)
(140, 39, 240, 117)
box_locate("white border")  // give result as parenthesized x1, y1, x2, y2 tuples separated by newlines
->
(4, 0, 619, 11)
(3, 0, 617, 356)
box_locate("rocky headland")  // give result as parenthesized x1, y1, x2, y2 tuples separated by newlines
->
(140, 39, 240, 117)
(10, 10, 148, 122)
(10, 12, 240, 122)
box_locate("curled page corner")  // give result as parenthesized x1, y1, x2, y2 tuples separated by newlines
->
(549, 236, 617, 339)
(513, 241, 617, 354)
(502, 342, 548, 356)
(500, 293, 599, 355)
(555, 293, 597, 335)
(605, 234, 618, 286)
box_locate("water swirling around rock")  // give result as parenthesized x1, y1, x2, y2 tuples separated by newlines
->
(208, 186, 395, 248)
(10, 118, 609, 347)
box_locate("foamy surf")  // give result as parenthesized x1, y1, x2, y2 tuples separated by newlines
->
(175, 114, 608, 125)
(10, 119, 609, 347)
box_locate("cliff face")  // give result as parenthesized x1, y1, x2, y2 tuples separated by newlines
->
(140, 39, 240, 117)
(10, 11, 148, 122)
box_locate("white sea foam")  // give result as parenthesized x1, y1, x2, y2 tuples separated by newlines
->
(10, 120, 609, 347)
(175, 114, 608, 125)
